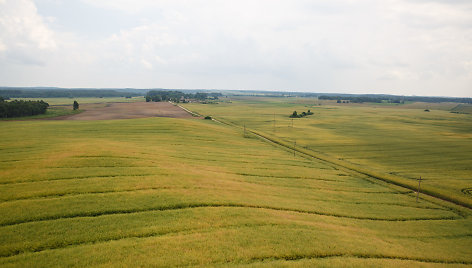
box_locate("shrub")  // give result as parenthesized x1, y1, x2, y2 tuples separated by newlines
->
(289, 111, 298, 118)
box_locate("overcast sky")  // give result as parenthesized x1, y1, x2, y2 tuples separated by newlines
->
(0, 0, 471, 97)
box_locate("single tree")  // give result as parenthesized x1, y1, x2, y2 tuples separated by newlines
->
(73, 101, 79, 110)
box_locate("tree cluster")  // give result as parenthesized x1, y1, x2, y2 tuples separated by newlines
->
(0, 99, 49, 118)
(145, 91, 220, 103)
(290, 110, 314, 118)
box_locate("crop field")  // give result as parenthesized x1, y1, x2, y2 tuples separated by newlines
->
(0, 99, 471, 266)
(183, 97, 472, 208)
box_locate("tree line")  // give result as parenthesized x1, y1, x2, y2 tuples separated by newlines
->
(319, 95, 472, 104)
(290, 110, 314, 118)
(0, 89, 140, 98)
(0, 97, 49, 118)
(145, 91, 221, 102)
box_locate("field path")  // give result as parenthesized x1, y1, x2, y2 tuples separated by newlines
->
(49, 102, 195, 120)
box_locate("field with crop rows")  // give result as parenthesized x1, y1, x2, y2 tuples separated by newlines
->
(0, 99, 471, 266)
(183, 97, 472, 208)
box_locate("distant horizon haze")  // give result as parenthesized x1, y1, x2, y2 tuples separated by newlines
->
(0, 86, 470, 98)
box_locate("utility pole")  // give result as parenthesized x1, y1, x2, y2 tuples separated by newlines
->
(416, 176, 422, 203)
(293, 140, 296, 157)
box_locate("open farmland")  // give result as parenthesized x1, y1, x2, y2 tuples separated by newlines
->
(0, 100, 471, 266)
(182, 97, 472, 208)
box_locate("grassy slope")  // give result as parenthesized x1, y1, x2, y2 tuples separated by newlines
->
(0, 116, 471, 266)
(183, 97, 472, 207)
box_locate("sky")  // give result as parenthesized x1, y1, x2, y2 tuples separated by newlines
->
(0, 0, 471, 97)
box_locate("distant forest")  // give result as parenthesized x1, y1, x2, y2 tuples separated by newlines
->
(1, 87, 469, 104)
(146, 91, 222, 102)
(0, 89, 141, 98)
(0, 97, 49, 118)
(318, 95, 472, 104)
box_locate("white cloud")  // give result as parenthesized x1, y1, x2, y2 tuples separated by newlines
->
(0, 0, 470, 96)
(0, 0, 57, 65)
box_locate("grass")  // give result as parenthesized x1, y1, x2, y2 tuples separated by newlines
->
(0, 101, 471, 266)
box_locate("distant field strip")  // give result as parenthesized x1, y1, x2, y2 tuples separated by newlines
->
(1, 115, 471, 266)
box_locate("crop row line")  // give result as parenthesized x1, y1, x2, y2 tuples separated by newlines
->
(45, 166, 159, 169)
(0, 203, 460, 228)
(0, 188, 443, 211)
(0, 186, 186, 203)
(235, 252, 472, 266)
(0, 222, 276, 258)
(0, 182, 417, 204)
(0, 174, 156, 185)
(3, 222, 471, 262)
(235, 177, 414, 194)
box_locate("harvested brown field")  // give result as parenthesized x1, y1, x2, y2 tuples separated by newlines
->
(49, 102, 195, 120)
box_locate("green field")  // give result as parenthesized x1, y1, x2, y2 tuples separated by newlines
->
(0, 98, 471, 266)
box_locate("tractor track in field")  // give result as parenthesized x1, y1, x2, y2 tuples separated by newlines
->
(0, 203, 461, 228)
(0, 222, 276, 258)
(224, 253, 472, 266)
(0, 187, 447, 212)
(1, 221, 471, 265)
(0, 173, 157, 185)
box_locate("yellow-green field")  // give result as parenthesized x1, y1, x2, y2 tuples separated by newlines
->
(183, 97, 472, 208)
(0, 98, 471, 266)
